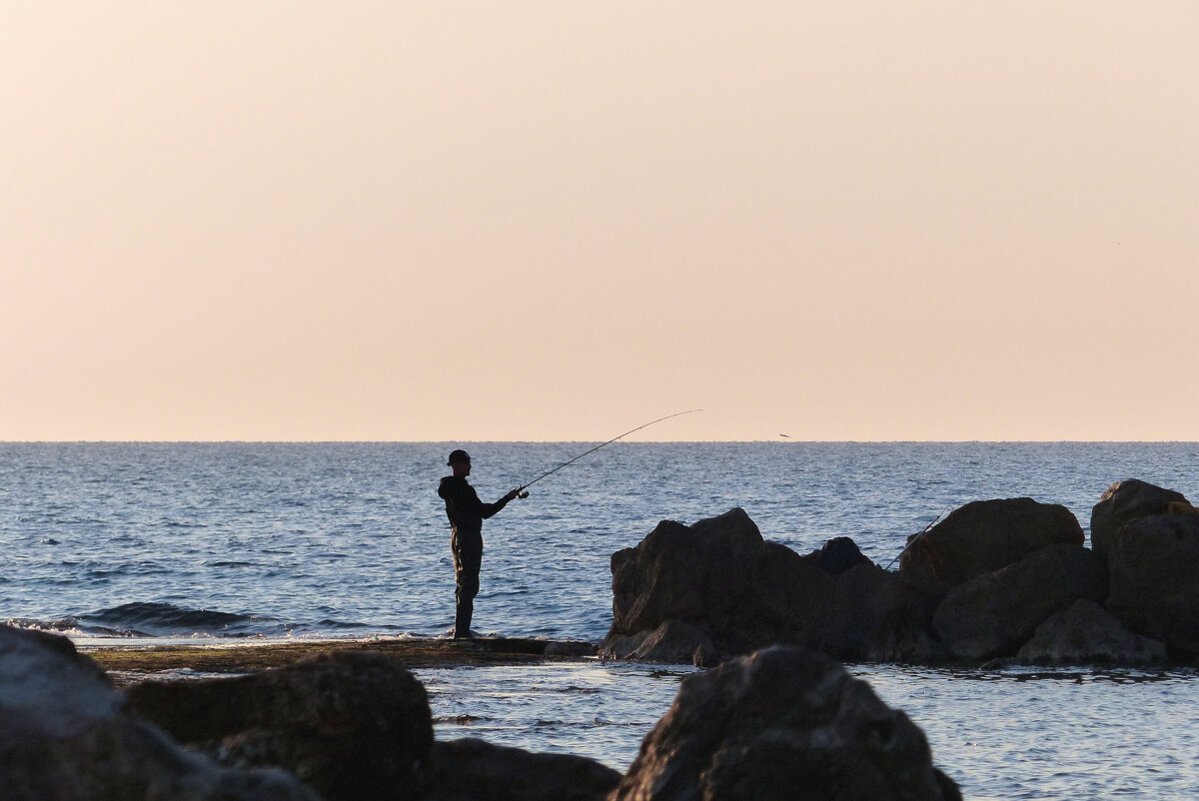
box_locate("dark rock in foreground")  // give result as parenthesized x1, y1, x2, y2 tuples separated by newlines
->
(126, 650, 433, 801)
(609, 645, 961, 801)
(427, 738, 620, 801)
(0, 625, 317, 801)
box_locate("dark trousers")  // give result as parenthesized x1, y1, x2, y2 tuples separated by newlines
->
(451, 529, 482, 637)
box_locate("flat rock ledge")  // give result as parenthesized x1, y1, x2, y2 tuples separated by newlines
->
(83, 636, 596, 680)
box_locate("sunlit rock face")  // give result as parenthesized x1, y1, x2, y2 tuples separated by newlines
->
(609, 645, 961, 801)
(0, 624, 317, 801)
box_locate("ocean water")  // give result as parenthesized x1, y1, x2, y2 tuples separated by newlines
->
(3, 441, 1198, 798)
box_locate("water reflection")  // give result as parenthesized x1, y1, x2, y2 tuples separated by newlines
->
(417, 661, 698, 769)
(854, 663, 1199, 801)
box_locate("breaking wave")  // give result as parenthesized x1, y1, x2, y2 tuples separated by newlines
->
(7, 602, 287, 638)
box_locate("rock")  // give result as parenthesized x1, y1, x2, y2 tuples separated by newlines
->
(1017, 599, 1167, 665)
(1090, 479, 1193, 560)
(125, 650, 432, 801)
(0, 625, 317, 801)
(1103, 511, 1199, 655)
(932, 544, 1107, 661)
(813, 536, 873, 574)
(542, 639, 598, 657)
(609, 645, 961, 801)
(899, 498, 1085, 593)
(609, 508, 767, 637)
(603, 509, 938, 664)
(426, 738, 619, 801)
(599, 619, 721, 665)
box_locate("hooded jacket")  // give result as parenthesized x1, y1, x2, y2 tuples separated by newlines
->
(438, 475, 511, 539)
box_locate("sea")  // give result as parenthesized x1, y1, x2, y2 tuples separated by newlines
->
(2, 441, 1198, 799)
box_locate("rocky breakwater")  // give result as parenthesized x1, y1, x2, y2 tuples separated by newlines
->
(601, 480, 1199, 667)
(600, 508, 941, 665)
(2, 624, 959, 801)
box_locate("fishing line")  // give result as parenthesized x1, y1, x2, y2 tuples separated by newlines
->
(516, 409, 702, 496)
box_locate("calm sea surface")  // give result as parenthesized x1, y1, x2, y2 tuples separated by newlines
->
(3, 442, 1198, 798)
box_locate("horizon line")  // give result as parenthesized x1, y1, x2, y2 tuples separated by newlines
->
(2, 439, 1196, 445)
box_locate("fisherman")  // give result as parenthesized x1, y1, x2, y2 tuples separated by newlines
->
(437, 449, 523, 639)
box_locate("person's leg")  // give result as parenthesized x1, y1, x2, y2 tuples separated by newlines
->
(452, 534, 481, 638)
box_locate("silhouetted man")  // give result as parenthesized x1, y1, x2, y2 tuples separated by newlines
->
(437, 449, 522, 639)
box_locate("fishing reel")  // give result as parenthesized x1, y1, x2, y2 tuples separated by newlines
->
(517, 488, 530, 499)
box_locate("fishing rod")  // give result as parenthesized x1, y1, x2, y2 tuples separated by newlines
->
(515, 409, 702, 496)
(884, 506, 950, 570)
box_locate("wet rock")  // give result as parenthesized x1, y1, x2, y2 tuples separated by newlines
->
(125, 650, 432, 801)
(602, 509, 938, 664)
(899, 498, 1084, 593)
(1017, 599, 1167, 665)
(0, 625, 316, 801)
(426, 738, 619, 801)
(600, 619, 721, 665)
(609, 645, 961, 801)
(1103, 511, 1199, 655)
(932, 544, 1107, 661)
(1090, 479, 1193, 560)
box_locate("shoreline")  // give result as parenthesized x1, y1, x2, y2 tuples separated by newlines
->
(82, 636, 598, 678)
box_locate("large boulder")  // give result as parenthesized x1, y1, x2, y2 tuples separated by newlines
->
(125, 650, 432, 801)
(932, 544, 1107, 661)
(899, 498, 1084, 594)
(602, 509, 939, 664)
(1016, 599, 1167, 665)
(1102, 511, 1199, 655)
(426, 738, 620, 801)
(609, 508, 768, 637)
(608, 645, 961, 801)
(0, 625, 316, 801)
(1090, 479, 1192, 560)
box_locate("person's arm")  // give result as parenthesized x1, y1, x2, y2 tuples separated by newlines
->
(450, 483, 520, 519)
(479, 487, 521, 519)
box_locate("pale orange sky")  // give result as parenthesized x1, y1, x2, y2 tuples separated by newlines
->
(3, 2, 1197, 441)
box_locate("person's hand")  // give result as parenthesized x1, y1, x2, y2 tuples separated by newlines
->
(504, 488, 521, 502)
